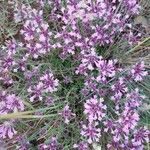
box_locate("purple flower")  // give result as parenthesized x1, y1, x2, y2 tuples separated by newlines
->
(81, 122, 101, 144)
(20, 20, 35, 41)
(133, 127, 149, 145)
(96, 59, 116, 81)
(30, 10, 44, 27)
(118, 108, 139, 134)
(0, 0, 148, 148)
(14, 56, 28, 72)
(84, 76, 97, 92)
(20, 9, 52, 58)
(6, 94, 25, 112)
(111, 127, 125, 143)
(1, 56, 15, 71)
(84, 95, 106, 122)
(126, 88, 144, 108)
(125, 31, 142, 45)
(26, 42, 40, 59)
(73, 141, 89, 150)
(75, 63, 88, 76)
(59, 104, 75, 124)
(40, 72, 59, 93)
(121, 139, 142, 150)
(0, 121, 17, 139)
(131, 61, 148, 82)
(81, 49, 99, 71)
(96, 89, 107, 97)
(81, 88, 90, 96)
(104, 119, 115, 133)
(107, 140, 121, 150)
(111, 77, 128, 101)
(0, 91, 7, 101)
(123, 0, 140, 14)
(91, 25, 113, 46)
(24, 66, 39, 81)
(27, 82, 44, 102)
(0, 71, 13, 85)
(0, 92, 24, 114)
(5, 39, 17, 55)
(12, 2, 32, 23)
(39, 137, 60, 150)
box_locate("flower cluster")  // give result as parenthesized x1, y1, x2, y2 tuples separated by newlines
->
(49, 0, 142, 59)
(84, 96, 106, 122)
(111, 77, 128, 102)
(81, 122, 101, 144)
(77, 55, 149, 148)
(131, 61, 148, 82)
(28, 71, 59, 102)
(0, 121, 17, 139)
(0, 91, 24, 139)
(40, 72, 59, 93)
(0, 0, 149, 149)
(0, 91, 24, 114)
(20, 10, 52, 58)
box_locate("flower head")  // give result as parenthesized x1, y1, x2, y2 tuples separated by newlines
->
(59, 104, 75, 124)
(131, 61, 148, 82)
(123, 0, 140, 14)
(133, 127, 149, 144)
(81, 122, 101, 144)
(27, 82, 44, 102)
(104, 119, 115, 133)
(96, 59, 116, 82)
(111, 77, 128, 101)
(5, 39, 17, 55)
(126, 88, 144, 108)
(118, 108, 139, 134)
(6, 94, 25, 112)
(1, 56, 15, 71)
(0, 121, 17, 139)
(81, 49, 99, 71)
(40, 72, 59, 93)
(84, 96, 106, 122)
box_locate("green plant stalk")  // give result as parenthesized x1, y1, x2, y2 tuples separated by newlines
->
(0, 114, 57, 119)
